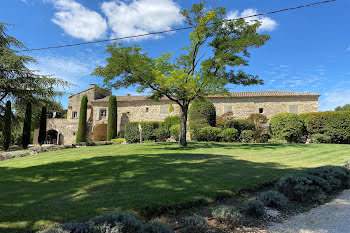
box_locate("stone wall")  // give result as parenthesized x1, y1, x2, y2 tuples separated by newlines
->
(47, 119, 79, 145)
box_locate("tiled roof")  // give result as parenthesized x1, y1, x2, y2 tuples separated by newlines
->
(91, 91, 320, 103)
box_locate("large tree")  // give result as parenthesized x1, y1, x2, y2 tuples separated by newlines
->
(76, 95, 88, 143)
(0, 23, 69, 121)
(335, 104, 350, 111)
(107, 95, 118, 141)
(93, 3, 269, 146)
(21, 102, 32, 149)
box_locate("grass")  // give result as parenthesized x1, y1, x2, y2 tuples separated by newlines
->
(0, 142, 349, 232)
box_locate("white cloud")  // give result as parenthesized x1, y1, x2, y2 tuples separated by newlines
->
(347, 46, 350, 51)
(321, 89, 350, 111)
(49, 0, 108, 41)
(101, 0, 183, 41)
(227, 8, 277, 32)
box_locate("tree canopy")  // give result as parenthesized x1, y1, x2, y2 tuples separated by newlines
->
(93, 3, 270, 146)
(335, 104, 350, 111)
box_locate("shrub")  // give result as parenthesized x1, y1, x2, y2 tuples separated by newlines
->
(143, 221, 174, 233)
(125, 122, 162, 143)
(257, 191, 288, 208)
(111, 138, 124, 143)
(224, 119, 254, 133)
(61, 222, 93, 233)
(270, 113, 304, 143)
(154, 127, 169, 142)
(169, 124, 180, 141)
(189, 98, 216, 140)
(300, 111, 350, 144)
(216, 112, 234, 129)
(246, 113, 268, 126)
(76, 95, 88, 143)
(211, 205, 241, 225)
(198, 127, 222, 141)
(38, 106, 47, 145)
(312, 134, 331, 144)
(259, 133, 271, 143)
(3, 101, 12, 151)
(22, 102, 32, 149)
(220, 128, 238, 142)
(244, 200, 265, 217)
(89, 212, 143, 233)
(163, 116, 181, 132)
(268, 138, 288, 144)
(107, 95, 118, 141)
(182, 215, 208, 233)
(240, 130, 254, 143)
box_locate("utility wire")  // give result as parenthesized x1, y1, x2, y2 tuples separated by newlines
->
(20, 0, 336, 52)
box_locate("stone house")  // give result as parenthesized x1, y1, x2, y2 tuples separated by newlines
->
(46, 84, 320, 145)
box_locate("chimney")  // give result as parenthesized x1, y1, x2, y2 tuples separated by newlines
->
(90, 84, 96, 88)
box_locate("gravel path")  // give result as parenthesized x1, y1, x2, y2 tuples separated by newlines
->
(267, 189, 350, 233)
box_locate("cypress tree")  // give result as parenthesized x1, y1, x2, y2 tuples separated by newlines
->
(3, 101, 12, 151)
(21, 102, 32, 149)
(76, 95, 88, 143)
(38, 106, 47, 145)
(107, 95, 118, 140)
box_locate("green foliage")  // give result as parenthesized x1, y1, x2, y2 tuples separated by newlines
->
(198, 127, 222, 141)
(76, 95, 88, 143)
(268, 138, 288, 144)
(170, 124, 180, 141)
(270, 113, 304, 143)
(244, 200, 265, 217)
(21, 102, 32, 149)
(92, 2, 269, 146)
(246, 113, 268, 126)
(300, 111, 350, 144)
(182, 214, 208, 233)
(189, 119, 208, 141)
(163, 116, 181, 132)
(259, 134, 271, 143)
(154, 127, 168, 142)
(335, 104, 350, 111)
(111, 138, 124, 143)
(211, 205, 241, 225)
(168, 103, 174, 113)
(257, 191, 288, 208)
(189, 97, 216, 127)
(312, 134, 331, 144)
(143, 221, 174, 233)
(240, 130, 254, 143)
(224, 119, 254, 133)
(38, 106, 47, 145)
(125, 122, 162, 143)
(3, 101, 12, 151)
(107, 95, 118, 141)
(220, 128, 238, 142)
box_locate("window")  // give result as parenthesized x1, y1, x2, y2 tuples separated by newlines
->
(289, 105, 299, 114)
(160, 105, 168, 115)
(72, 111, 78, 119)
(100, 109, 107, 120)
(259, 108, 264, 114)
(146, 107, 149, 112)
(224, 106, 233, 114)
(127, 112, 130, 117)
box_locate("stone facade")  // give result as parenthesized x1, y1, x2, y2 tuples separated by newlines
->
(46, 84, 320, 145)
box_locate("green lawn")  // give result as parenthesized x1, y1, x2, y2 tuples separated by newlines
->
(1, 142, 350, 232)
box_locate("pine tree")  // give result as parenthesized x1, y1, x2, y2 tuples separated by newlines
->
(3, 101, 12, 151)
(107, 95, 117, 140)
(76, 95, 88, 143)
(21, 102, 32, 149)
(38, 106, 47, 145)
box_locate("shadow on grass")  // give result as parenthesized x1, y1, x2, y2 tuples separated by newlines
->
(0, 150, 302, 233)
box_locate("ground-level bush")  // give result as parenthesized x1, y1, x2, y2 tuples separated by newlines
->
(170, 124, 180, 141)
(125, 122, 162, 143)
(111, 138, 124, 143)
(312, 133, 331, 144)
(244, 200, 265, 217)
(182, 215, 208, 233)
(198, 127, 222, 141)
(223, 119, 254, 133)
(143, 221, 174, 233)
(154, 127, 169, 142)
(257, 191, 288, 208)
(300, 111, 350, 144)
(211, 205, 241, 225)
(189, 97, 216, 127)
(190, 119, 208, 141)
(163, 116, 181, 132)
(220, 128, 238, 142)
(240, 130, 254, 143)
(270, 113, 304, 143)
(259, 133, 271, 143)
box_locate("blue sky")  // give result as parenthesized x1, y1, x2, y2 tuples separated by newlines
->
(2, 0, 350, 111)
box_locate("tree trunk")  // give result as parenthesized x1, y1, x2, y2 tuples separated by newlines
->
(179, 104, 188, 146)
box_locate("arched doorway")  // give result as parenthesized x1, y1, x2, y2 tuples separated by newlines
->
(93, 124, 107, 141)
(47, 130, 58, 144)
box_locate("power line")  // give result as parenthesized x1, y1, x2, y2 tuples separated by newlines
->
(20, 0, 336, 52)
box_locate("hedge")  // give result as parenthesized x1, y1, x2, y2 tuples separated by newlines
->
(270, 113, 304, 143)
(125, 121, 162, 143)
(220, 128, 238, 142)
(300, 111, 350, 144)
(107, 95, 118, 141)
(223, 119, 254, 133)
(198, 127, 222, 141)
(76, 95, 88, 143)
(170, 124, 180, 141)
